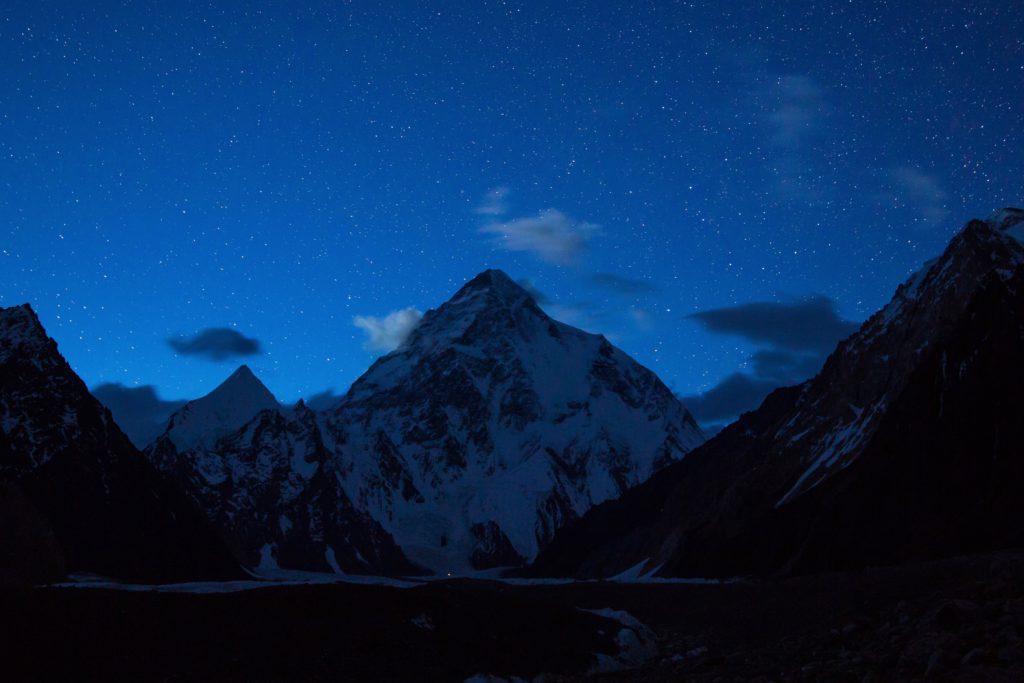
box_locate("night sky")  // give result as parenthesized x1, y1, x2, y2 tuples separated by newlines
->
(2, 1, 1022, 430)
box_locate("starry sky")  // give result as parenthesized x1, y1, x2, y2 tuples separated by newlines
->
(2, 1, 1022, 430)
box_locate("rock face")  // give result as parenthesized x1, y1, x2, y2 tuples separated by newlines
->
(147, 270, 705, 575)
(0, 304, 241, 583)
(530, 208, 1024, 579)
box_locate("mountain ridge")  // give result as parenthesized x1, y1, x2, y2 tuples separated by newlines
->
(529, 207, 1024, 579)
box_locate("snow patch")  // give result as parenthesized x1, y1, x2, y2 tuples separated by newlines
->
(581, 608, 658, 672)
(411, 613, 434, 630)
(324, 545, 342, 574)
(257, 543, 279, 571)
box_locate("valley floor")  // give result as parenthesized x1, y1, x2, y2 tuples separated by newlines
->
(2, 551, 1023, 682)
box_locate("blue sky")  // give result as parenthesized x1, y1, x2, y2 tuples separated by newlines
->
(2, 1, 1021, 428)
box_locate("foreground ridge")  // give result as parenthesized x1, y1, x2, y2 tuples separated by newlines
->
(531, 208, 1024, 579)
(0, 305, 241, 584)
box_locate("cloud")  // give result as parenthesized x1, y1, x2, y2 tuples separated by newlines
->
(748, 349, 826, 382)
(629, 306, 654, 332)
(887, 166, 949, 225)
(516, 278, 552, 305)
(679, 373, 780, 426)
(763, 74, 833, 203)
(480, 209, 599, 266)
(167, 327, 262, 361)
(678, 296, 860, 431)
(92, 383, 186, 448)
(353, 307, 423, 353)
(545, 300, 607, 332)
(768, 75, 824, 149)
(302, 389, 344, 411)
(474, 186, 511, 216)
(588, 272, 659, 295)
(687, 296, 858, 353)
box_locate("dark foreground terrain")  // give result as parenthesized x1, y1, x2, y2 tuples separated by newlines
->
(2, 551, 1023, 682)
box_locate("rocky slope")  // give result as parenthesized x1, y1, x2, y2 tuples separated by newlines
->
(0, 304, 241, 584)
(530, 208, 1024, 579)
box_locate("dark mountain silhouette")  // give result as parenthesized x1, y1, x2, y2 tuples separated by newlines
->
(0, 304, 241, 584)
(531, 208, 1024, 579)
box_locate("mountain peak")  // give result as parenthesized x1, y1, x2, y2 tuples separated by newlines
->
(466, 268, 517, 287)
(225, 363, 258, 384)
(452, 269, 532, 303)
(162, 365, 279, 450)
(0, 304, 51, 362)
(0, 303, 44, 333)
(205, 364, 277, 409)
(335, 266, 705, 572)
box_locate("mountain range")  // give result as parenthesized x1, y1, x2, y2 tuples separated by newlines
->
(4, 208, 1022, 588)
(142, 269, 706, 575)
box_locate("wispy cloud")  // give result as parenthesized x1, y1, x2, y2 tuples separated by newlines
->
(302, 389, 344, 411)
(353, 307, 423, 353)
(516, 278, 552, 305)
(887, 166, 949, 226)
(588, 272, 659, 295)
(481, 209, 599, 266)
(768, 75, 824, 149)
(763, 74, 831, 203)
(167, 327, 262, 361)
(474, 186, 511, 216)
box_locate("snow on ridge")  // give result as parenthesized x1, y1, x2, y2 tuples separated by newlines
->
(162, 365, 280, 451)
(773, 211, 1024, 507)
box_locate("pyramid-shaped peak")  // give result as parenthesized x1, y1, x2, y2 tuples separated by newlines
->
(227, 363, 257, 382)
(211, 364, 276, 402)
(469, 268, 517, 287)
(451, 269, 533, 304)
(162, 365, 279, 450)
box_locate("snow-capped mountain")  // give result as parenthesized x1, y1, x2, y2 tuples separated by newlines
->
(146, 371, 422, 576)
(0, 304, 241, 583)
(147, 270, 705, 575)
(531, 208, 1024, 579)
(323, 269, 705, 573)
(162, 365, 279, 450)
